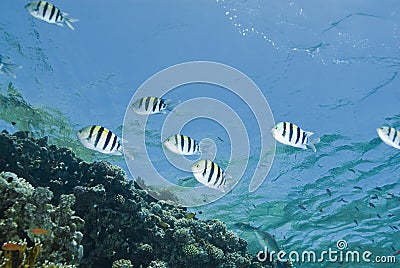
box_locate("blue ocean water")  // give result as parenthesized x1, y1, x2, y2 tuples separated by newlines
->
(1, 0, 400, 267)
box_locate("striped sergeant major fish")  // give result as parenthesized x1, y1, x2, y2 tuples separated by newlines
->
(190, 160, 232, 192)
(25, 1, 79, 31)
(163, 134, 200, 155)
(77, 125, 123, 155)
(0, 55, 21, 79)
(376, 126, 400, 149)
(131, 96, 167, 115)
(271, 122, 319, 152)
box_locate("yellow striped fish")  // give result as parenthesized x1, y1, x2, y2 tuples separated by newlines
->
(25, 1, 78, 30)
(271, 122, 319, 152)
(191, 160, 231, 192)
(131, 96, 167, 115)
(77, 125, 123, 155)
(377, 126, 400, 149)
(163, 134, 200, 155)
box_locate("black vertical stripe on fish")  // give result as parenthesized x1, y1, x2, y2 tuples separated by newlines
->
(174, 134, 178, 147)
(180, 135, 185, 153)
(302, 131, 307, 144)
(152, 99, 159, 113)
(387, 127, 391, 137)
(110, 135, 117, 151)
(295, 126, 301, 144)
(103, 130, 113, 150)
(158, 99, 163, 112)
(55, 8, 61, 22)
(193, 141, 197, 153)
(202, 160, 208, 177)
(214, 165, 221, 185)
(116, 142, 121, 152)
(88, 125, 96, 139)
(289, 123, 294, 142)
(49, 4, 56, 21)
(393, 130, 397, 143)
(42, 2, 49, 18)
(144, 97, 151, 112)
(94, 127, 104, 148)
(187, 136, 191, 154)
(35, 1, 42, 11)
(207, 162, 215, 183)
(282, 122, 287, 137)
(138, 97, 144, 109)
(218, 174, 226, 186)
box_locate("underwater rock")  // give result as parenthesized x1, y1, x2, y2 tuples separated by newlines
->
(0, 131, 274, 267)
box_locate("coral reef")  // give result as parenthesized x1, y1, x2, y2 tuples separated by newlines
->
(0, 171, 83, 267)
(0, 130, 274, 267)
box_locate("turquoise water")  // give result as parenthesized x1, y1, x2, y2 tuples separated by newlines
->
(1, 0, 400, 267)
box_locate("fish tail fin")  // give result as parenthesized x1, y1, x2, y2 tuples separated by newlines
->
(199, 138, 216, 158)
(63, 14, 79, 31)
(165, 99, 179, 112)
(123, 150, 135, 160)
(220, 173, 235, 193)
(1, 63, 21, 78)
(307, 136, 320, 153)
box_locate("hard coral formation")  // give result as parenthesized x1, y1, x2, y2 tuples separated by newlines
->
(0, 130, 272, 267)
(0, 171, 83, 267)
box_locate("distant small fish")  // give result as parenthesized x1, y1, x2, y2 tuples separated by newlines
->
(184, 212, 196, 220)
(77, 125, 124, 156)
(1, 243, 21, 251)
(388, 213, 395, 217)
(163, 134, 200, 155)
(131, 96, 167, 115)
(386, 193, 394, 199)
(353, 186, 363, 190)
(191, 160, 231, 192)
(392, 225, 398, 230)
(30, 227, 48, 235)
(377, 214, 381, 219)
(0, 55, 21, 78)
(233, 222, 260, 232)
(11, 121, 16, 126)
(376, 126, 400, 149)
(25, 1, 78, 30)
(338, 198, 348, 203)
(355, 206, 360, 212)
(375, 187, 383, 191)
(371, 194, 378, 200)
(348, 168, 356, 173)
(319, 208, 323, 212)
(354, 219, 358, 225)
(271, 122, 319, 152)
(326, 188, 332, 196)
(159, 221, 170, 228)
(369, 202, 376, 208)
(298, 204, 306, 210)
(254, 230, 280, 253)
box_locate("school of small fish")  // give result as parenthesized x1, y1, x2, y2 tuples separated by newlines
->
(2, 4, 400, 258)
